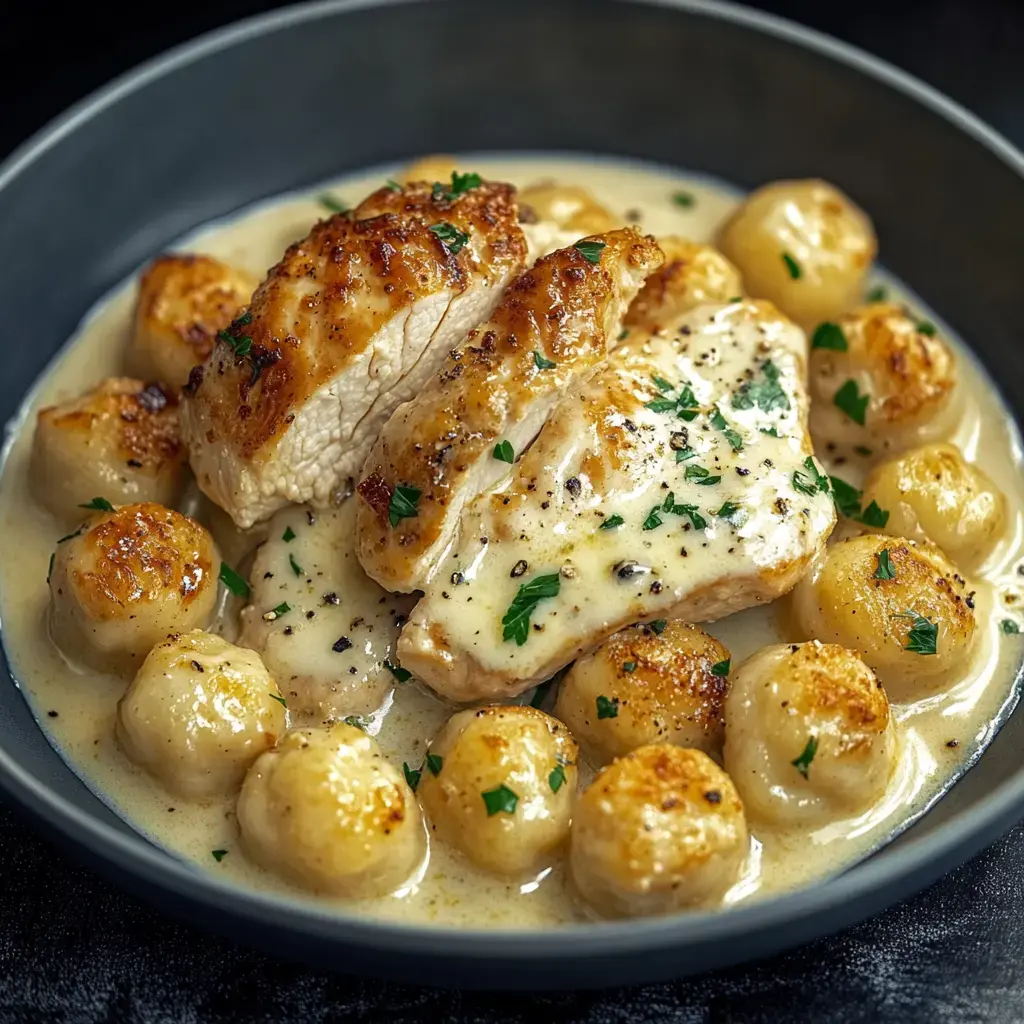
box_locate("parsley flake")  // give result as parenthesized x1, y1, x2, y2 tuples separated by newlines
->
(548, 764, 567, 793)
(264, 602, 290, 621)
(866, 285, 888, 302)
(600, 514, 625, 530)
(211, 849, 228, 862)
(282, 526, 296, 542)
(501, 573, 561, 645)
(384, 660, 412, 682)
(833, 379, 870, 426)
(709, 407, 743, 451)
(426, 753, 443, 776)
(218, 562, 250, 599)
(269, 693, 287, 708)
(792, 456, 830, 497)
(574, 240, 606, 264)
(685, 464, 721, 486)
(791, 735, 818, 778)
(79, 497, 114, 512)
(917, 320, 937, 337)
(403, 762, 421, 791)
(429, 221, 469, 254)
(715, 502, 746, 527)
(829, 476, 890, 527)
(432, 171, 482, 200)
(652, 375, 674, 393)
(899, 612, 938, 655)
(811, 322, 847, 351)
(596, 695, 619, 719)
(493, 439, 515, 464)
(642, 506, 664, 531)
(289, 553, 304, 577)
(672, 191, 696, 208)
(648, 620, 668, 635)
(388, 484, 421, 527)
(623, 661, 637, 673)
(342, 715, 366, 731)
(711, 658, 731, 677)
(731, 360, 790, 416)
(782, 252, 802, 279)
(482, 784, 519, 816)
(318, 194, 348, 213)
(1001, 619, 1021, 635)
(874, 548, 896, 580)
(533, 350, 557, 370)
(675, 448, 698, 463)
(385, 179, 402, 191)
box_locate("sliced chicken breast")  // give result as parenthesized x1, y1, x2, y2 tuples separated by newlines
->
(181, 180, 527, 528)
(355, 228, 663, 592)
(399, 300, 836, 702)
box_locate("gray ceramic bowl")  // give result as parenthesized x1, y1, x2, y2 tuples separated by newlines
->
(1, 0, 1023, 991)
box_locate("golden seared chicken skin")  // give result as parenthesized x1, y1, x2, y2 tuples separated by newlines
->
(399, 300, 836, 702)
(130, 254, 256, 389)
(47, 502, 219, 674)
(31, 378, 185, 522)
(570, 745, 748, 918)
(554, 620, 731, 764)
(181, 180, 528, 528)
(623, 237, 744, 332)
(356, 229, 663, 593)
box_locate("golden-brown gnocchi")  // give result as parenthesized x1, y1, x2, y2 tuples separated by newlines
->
(724, 642, 896, 825)
(237, 724, 425, 897)
(48, 502, 219, 674)
(791, 534, 976, 700)
(516, 182, 618, 233)
(623, 237, 743, 331)
(862, 443, 1005, 567)
(717, 179, 876, 327)
(570, 745, 747, 918)
(116, 630, 286, 799)
(553, 621, 730, 764)
(130, 254, 256, 389)
(808, 303, 957, 449)
(417, 706, 577, 877)
(31, 378, 185, 522)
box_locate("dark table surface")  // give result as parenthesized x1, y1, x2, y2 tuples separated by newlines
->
(2, 1, 1024, 1020)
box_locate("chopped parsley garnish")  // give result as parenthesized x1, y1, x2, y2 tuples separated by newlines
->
(318, 194, 348, 213)
(675, 448, 698, 463)
(731, 360, 790, 416)
(646, 383, 700, 421)
(388, 484, 422, 527)
(671, 191, 696, 208)
(711, 658, 731, 677)
(811, 322, 847, 351)
(343, 716, 366, 731)
(268, 693, 287, 708)
(288, 553, 304, 577)
(403, 762, 421, 791)
(595, 695, 619, 719)
(891, 610, 938, 655)
(266, 602, 290, 620)
(760, 426, 781, 438)
(623, 661, 637, 673)
(384, 660, 412, 682)
(648, 620, 667, 635)
(664, 494, 707, 530)
(425, 753, 443, 776)
(533, 350, 557, 370)
(709, 407, 743, 451)
(829, 476, 890, 527)
(833, 379, 870, 426)
(217, 325, 252, 358)
(47, 552, 54, 585)
(79, 497, 114, 512)
(574, 240, 607, 264)
(684, 464, 721, 486)
(282, 526, 296, 542)
(600, 514, 625, 530)
(429, 221, 469, 254)
(618, 328, 630, 342)
(385, 179, 402, 191)
(493, 439, 515, 464)
(652, 375, 674, 393)
(218, 562, 250, 599)
(855, 445, 874, 457)
(916, 320, 937, 337)
(57, 528, 83, 544)
(211, 849, 228, 862)
(874, 548, 896, 580)
(548, 764, 567, 793)
(791, 735, 818, 778)
(866, 285, 888, 302)
(432, 170, 482, 200)
(482, 784, 519, 816)
(792, 456, 830, 497)
(1002, 619, 1021, 635)
(642, 505, 664, 531)
(715, 502, 745, 527)
(501, 573, 561, 645)
(782, 252, 802, 279)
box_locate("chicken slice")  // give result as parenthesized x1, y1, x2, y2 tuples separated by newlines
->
(355, 228, 663, 592)
(399, 300, 836, 701)
(181, 180, 527, 528)
(238, 500, 415, 721)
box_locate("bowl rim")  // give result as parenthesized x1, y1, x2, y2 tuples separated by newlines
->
(2, 0, 1024, 964)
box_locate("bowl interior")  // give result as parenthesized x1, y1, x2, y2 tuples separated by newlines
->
(1, 0, 1023, 987)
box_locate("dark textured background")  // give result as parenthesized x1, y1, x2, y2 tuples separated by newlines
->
(1, 1, 1023, 1020)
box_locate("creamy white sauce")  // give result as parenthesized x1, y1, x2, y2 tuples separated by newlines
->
(1, 156, 1022, 929)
